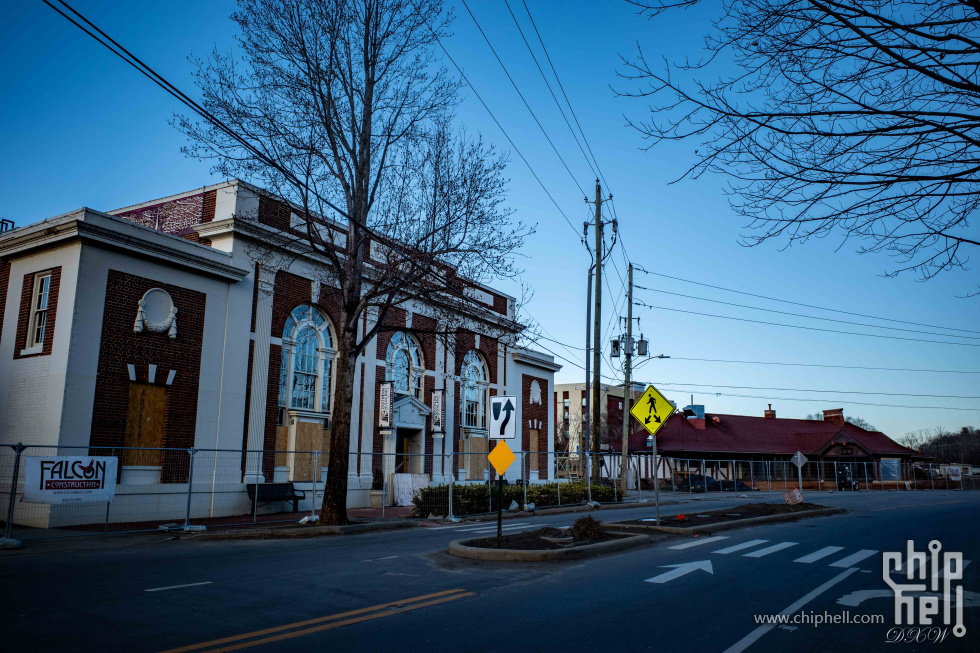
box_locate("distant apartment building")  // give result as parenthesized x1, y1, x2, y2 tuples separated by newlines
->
(554, 381, 644, 453)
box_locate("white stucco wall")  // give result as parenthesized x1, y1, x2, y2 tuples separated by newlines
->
(0, 243, 80, 448)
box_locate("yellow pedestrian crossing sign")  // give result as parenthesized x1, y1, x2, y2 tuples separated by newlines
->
(630, 385, 674, 437)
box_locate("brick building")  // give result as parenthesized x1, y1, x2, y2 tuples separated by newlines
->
(0, 180, 559, 526)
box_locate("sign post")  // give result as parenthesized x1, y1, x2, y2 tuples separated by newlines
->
(630, 385, 674, 525)
(488, 395, 518, 548)
(791, 451, 808, 492)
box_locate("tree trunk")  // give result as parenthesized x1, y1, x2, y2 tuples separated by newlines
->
(320, 329, 357, 525)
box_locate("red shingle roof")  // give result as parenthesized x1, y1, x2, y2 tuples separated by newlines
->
(628, 413, 918, 458)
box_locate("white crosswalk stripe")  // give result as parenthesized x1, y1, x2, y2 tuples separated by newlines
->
(794, 546, 845, 564)
(830, 549, 879, 568)
(669, 536, 729, 550)
(744, 542, 798, 558)
(713, 540, 769, 555)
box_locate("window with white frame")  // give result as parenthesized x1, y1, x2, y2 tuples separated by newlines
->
(26, 273, 51, 350)
(278, 304, 335, 414)
(385, 331, 424, 399)
(461, 350, 488, 429)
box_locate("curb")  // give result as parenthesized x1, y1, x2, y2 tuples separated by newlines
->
(456, 499, 682, 523)
(447, 533, 650, 562)
(605, 507, 845, 535)
(184, 520, 419, 541)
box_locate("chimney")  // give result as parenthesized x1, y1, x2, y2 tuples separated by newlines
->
(764, 404, 776, 419)
(823, 408, 844, 426)
(683, 404, 706, 429)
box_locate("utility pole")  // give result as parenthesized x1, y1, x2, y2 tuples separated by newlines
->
(591, 181, 603, 480)
(620, 264, 633, 496)
(584, 180, 613, 484)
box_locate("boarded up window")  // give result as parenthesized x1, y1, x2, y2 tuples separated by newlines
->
(123, 383, 166, 467)
(467, 436, 488, 480)
(529, 429, 539, 473)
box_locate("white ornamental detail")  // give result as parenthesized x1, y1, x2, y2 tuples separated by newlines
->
(134, 288, 178, 339)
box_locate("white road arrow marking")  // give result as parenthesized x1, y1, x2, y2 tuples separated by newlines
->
(645, 560, 714, 584)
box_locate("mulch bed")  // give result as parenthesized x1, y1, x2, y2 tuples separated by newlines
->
(465, 527, 623, 550)
(620, 502, 831, 529)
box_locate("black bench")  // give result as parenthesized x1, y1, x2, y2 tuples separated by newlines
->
(246, 482, 307, 515)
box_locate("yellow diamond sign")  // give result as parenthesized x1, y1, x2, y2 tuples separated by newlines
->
(488, 440, 515, 475)
(630, 384, 675, 438)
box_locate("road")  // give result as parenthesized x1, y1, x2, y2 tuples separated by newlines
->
(1, 490, 978, 652)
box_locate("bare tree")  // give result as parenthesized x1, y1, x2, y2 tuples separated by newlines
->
(619, 1, 980, 284)
(177, 0, 531, 524)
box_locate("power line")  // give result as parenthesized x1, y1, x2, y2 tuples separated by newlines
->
(636, 285, 980, 341)
(629, 387, 980, 413)
(520, 0, 611, 193)
(503, 0, 599, 182)
(461, 0, 587, 198)
(636, 355, 980, 375)
(636, 302, 980, 348)
(43, 0, 540, 319)
(644, 381, 980, 400)
(634, 267, 980, 335)
(426, 14, 581, 239)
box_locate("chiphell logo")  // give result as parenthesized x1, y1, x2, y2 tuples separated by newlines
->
(883, 540, 965, 638)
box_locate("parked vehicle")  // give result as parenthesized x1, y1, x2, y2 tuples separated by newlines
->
(676, 474, 720, 493)
(835, 465, 860, 491)
(718, 480, 755, 492)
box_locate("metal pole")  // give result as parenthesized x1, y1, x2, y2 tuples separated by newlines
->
(833, 461, 838, 492)
(104, 447, 115, 534)
(797, 460, 803, 492)
(865, 462, 870, 491)
(930, 464, 935, 491)
(1, 443, 27, 549)
(311, 451, 318, 520)
(750, 459, 754, 492)
(583, 262, 594, 504)
(522, 452, 527, 509)
(496, 476, 503, 549)
(652, 438, 660, 523)
(182, 448, 196, 531)
(619, 264, 633, 498)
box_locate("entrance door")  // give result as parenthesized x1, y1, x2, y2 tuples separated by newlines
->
(123, 383, 166, 467)
(395, 433, 410, 474)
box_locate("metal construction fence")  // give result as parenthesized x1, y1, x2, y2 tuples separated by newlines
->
(1, 444, 976, 541)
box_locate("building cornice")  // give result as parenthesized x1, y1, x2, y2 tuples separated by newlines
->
(511, 349, 562, 373)
(199, 216, 523, 332)
(0, 209, 251, 281)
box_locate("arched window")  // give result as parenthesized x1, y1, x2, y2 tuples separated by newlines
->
(385, 331, 424, 399)
(461, 350, 489, 429)
(279, 304, 335, 413)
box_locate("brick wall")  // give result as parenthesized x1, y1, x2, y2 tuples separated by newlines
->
(453, 330, 498, 382)
(0, 259, 9, 343)
(522, 374, 549, 472)
(13, 266, 61, 359)
(89, 270, 206, 482)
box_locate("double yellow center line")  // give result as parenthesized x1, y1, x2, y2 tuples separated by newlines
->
(159, 588, 475, 653)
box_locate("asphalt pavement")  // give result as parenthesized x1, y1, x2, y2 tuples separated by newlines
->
(1, 490, 978, 652)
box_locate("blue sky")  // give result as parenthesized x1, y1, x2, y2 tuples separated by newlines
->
(2, 1, 978, 438)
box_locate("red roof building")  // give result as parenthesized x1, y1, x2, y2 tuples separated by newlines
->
(629, 407, 922, 463)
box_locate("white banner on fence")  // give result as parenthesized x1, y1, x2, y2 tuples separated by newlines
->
(431, 390, 444, 433)
(23, 456, 118, 504)
(379, 383, 393, 428)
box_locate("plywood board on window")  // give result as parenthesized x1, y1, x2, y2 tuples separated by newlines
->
(466, 436, 488, 480)
(123, 383, 165, 467)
